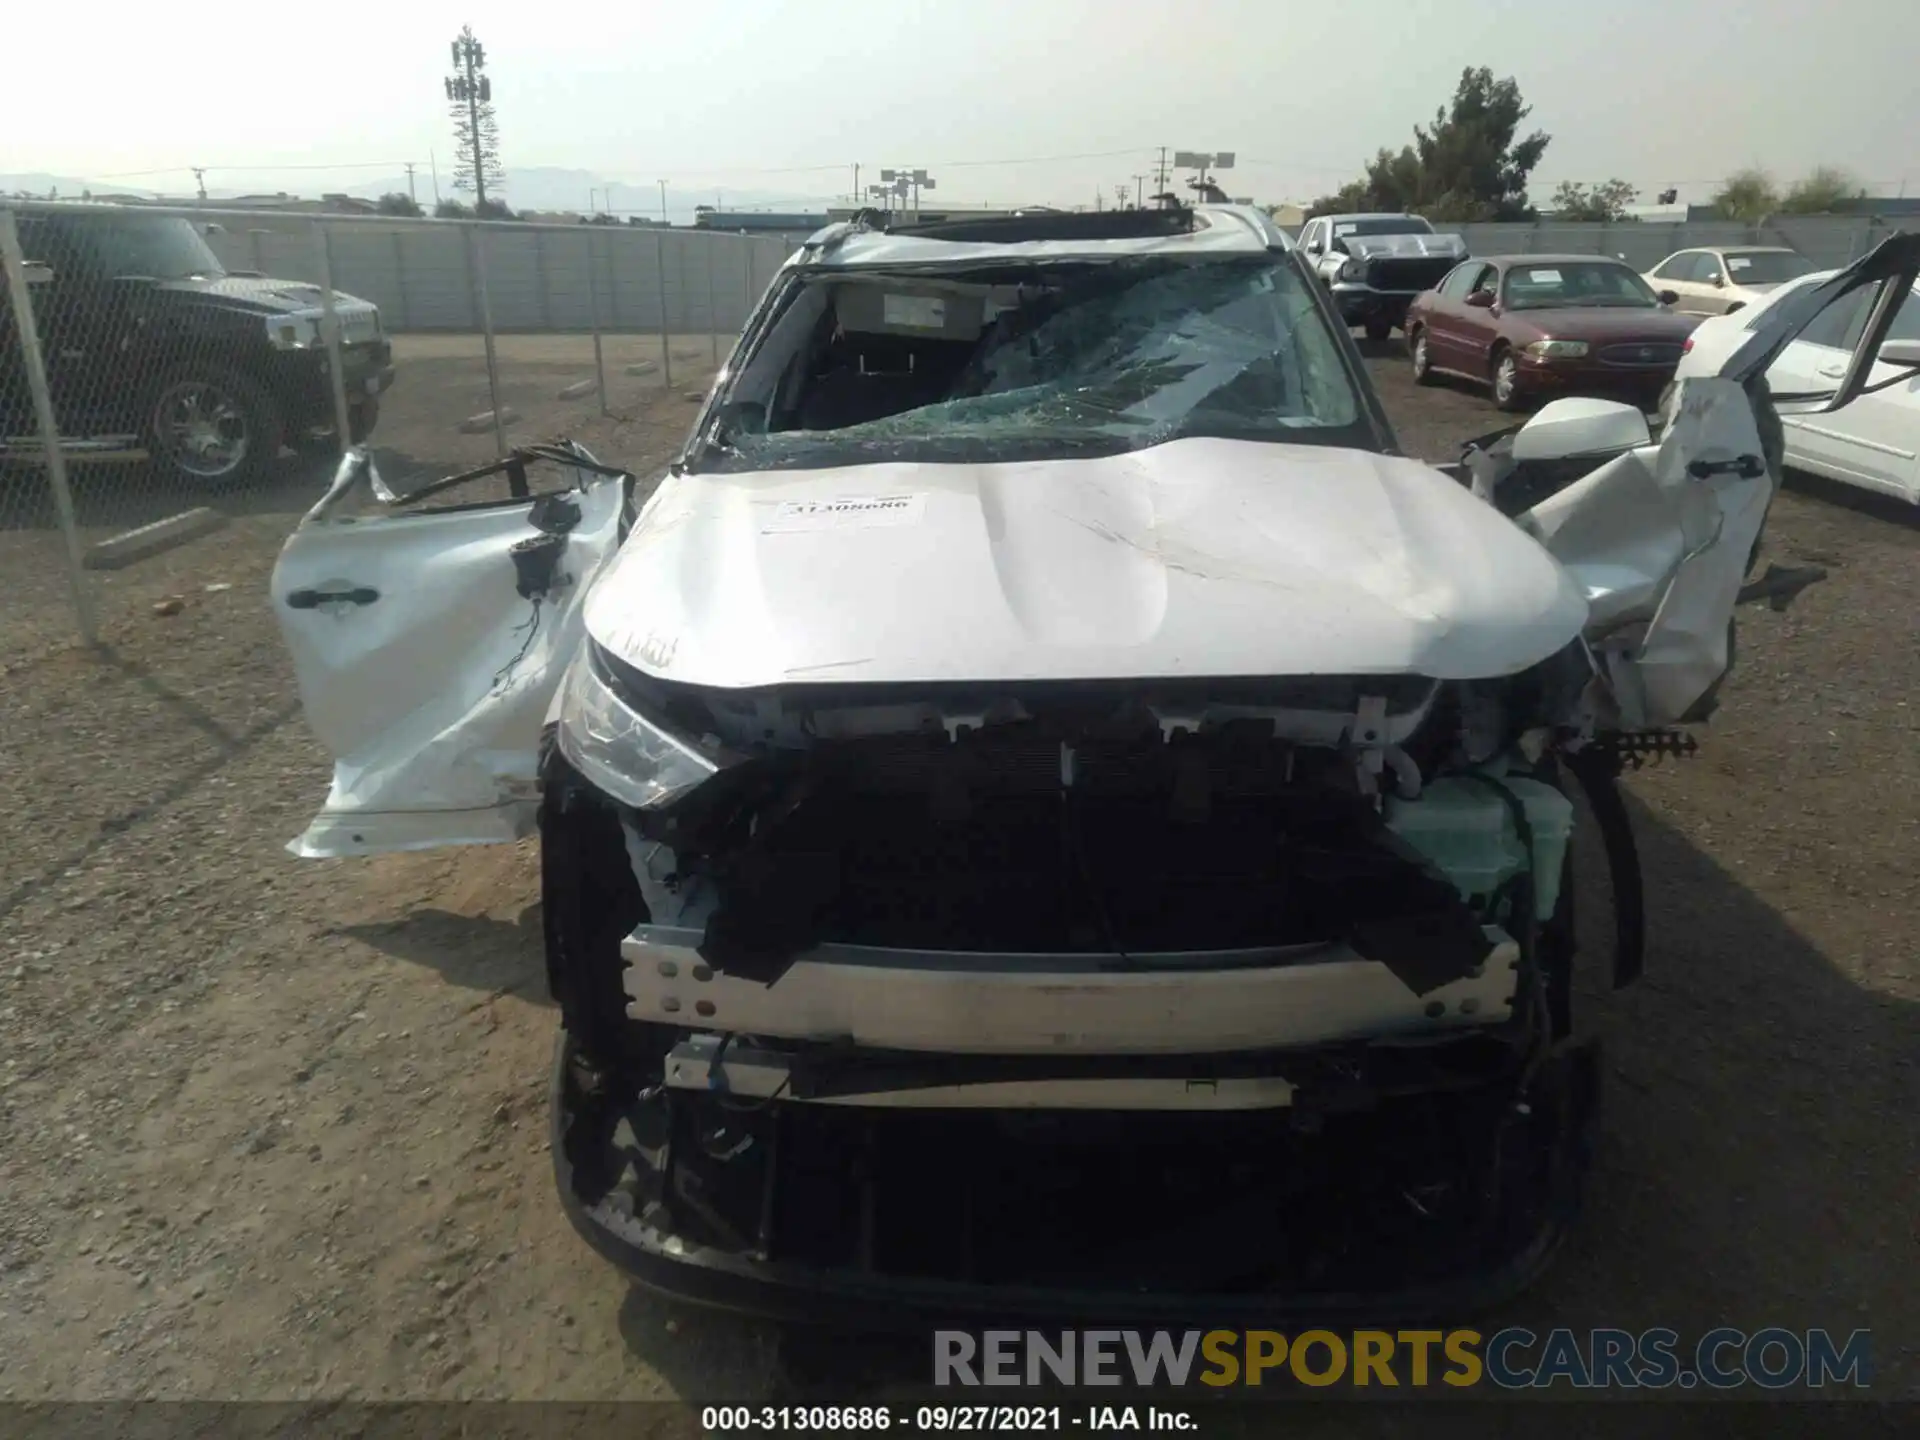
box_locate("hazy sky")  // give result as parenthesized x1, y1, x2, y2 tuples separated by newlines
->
(9, 0, 1918, 212)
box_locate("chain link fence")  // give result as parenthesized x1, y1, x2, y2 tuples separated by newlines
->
(0, 201, 799, 665)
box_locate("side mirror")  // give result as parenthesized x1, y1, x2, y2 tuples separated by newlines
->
(1464, 290, 1496, 309)
(1511, 397, 1651, 463)
(1657, 289, 1680, 306)
(1709, 274, 1725, 288)
(1880, 338, 1920, 368)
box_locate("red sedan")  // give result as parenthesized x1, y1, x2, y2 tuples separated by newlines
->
(1405, 255, 1704, 411)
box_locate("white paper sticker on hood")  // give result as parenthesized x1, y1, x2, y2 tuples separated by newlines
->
(761, 494, 928, 533)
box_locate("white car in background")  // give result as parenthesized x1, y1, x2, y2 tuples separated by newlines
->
(1643, 246, 1818, 316)
(1671, 269, 1920, 502)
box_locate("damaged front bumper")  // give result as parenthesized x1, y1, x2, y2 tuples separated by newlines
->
(541, 725, 1601, 1325)
(550, 1022, 1600, 1327)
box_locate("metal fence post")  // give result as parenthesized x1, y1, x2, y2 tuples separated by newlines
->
(585, 228, 610, 416)
(467, 224, 507, 456)
(656, 232, 674, 388)
(311, 222, 356, 456)
(0, 209, 97, 645)
(390, 228, 412, 331)
(707, 239, 721, 369)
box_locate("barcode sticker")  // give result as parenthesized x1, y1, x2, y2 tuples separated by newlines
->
(762, 495, 928, 533)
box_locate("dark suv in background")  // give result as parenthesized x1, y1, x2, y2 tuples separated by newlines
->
(1, 209, 393, 487)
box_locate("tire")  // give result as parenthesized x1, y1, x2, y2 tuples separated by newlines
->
(1410, 327, 1436, 386)
(1364, 316, 1393, 343)
(143, 368, 284, 489)
(1492, 348, 1525, 412)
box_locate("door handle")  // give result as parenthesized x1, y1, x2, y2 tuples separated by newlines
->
(1817, 362, 1848, 379)
(285, 586, 379, 609)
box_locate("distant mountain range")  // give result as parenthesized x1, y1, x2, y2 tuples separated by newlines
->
(3, 166, 843, 222)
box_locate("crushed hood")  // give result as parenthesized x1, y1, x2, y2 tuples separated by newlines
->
(1341, 233, 1469, 261)
(586, 438, 1589, 690)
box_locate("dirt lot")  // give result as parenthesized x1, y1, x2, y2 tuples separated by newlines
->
(0, 332, 1914, 1414)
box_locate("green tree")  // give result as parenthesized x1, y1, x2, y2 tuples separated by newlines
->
(375, 192, 423, 217)
(434, 198, 472, 219)
(1308, 68, 1551, 222)
(1781, 166, 1864, 215)
(1550, 179, 1639, 221)
(473, 197, 516, 221)
(1711, 168, 1779, 222)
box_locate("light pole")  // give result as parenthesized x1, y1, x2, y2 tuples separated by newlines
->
(1172, 151, 1235, 203)
(658, 180, 668, 226)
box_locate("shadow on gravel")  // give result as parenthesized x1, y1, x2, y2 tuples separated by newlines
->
(0, 443, 449, 535)
(336, 903, 553, 1003)
(1781, 467, 1920, 530)
(592, 789, 1916, 1407)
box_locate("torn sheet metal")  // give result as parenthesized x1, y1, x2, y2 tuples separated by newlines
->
(1522, 376, 1774, 728)
(272, 464, 625, 857)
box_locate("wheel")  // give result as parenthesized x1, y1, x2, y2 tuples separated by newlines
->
(1410, 327, 1436, 386)
(1492, 349, 1525, 412)
(1364, 316, 1393, 343)
(144, 369, 283, 488)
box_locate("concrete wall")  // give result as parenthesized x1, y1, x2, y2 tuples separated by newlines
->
(209, 217, 804, 334)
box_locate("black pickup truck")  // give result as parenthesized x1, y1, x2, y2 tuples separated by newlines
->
(1, 209, 394, 487)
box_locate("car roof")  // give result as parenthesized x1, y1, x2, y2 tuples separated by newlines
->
(1709, 245, 1798, 254)
(1476, 254, 1638, 267)
(1318, 212, 1422, 222)
(796, 204, 1291, 268)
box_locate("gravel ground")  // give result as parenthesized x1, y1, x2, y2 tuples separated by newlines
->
(0, 333, 1914, 1413)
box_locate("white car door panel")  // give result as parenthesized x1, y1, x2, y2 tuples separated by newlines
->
(271, 451, 628, 858)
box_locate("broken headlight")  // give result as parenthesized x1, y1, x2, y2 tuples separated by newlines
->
(555, 648, 721, 810)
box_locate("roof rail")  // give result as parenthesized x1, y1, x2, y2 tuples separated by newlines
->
(881, 206, 1199, 244)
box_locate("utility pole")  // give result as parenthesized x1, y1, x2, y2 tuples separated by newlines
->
(1132, 174, 1148, 209)
(852, 163, 860, 205)
(658, 179, 668, 225)
(192, 167, 208, 201)
(1154, 148, 1168, 205)
(404, 163, 417, 203)
(430, 150, 441, 204)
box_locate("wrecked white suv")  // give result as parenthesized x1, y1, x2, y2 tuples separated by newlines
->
(271, 206, 1918, 1325)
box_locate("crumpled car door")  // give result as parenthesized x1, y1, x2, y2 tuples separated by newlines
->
(271, 446, 627, 858)
(1519, 233, 1920, 729)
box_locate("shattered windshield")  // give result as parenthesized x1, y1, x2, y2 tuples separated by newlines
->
(693, 256, 1374, 473)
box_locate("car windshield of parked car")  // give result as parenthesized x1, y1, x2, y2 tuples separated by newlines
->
(1333, 217, 1434, 238)
(1724, 251, 1816, 285)
(80, 218, 226, 281)
(1503, 262, 1659, 311)
(693, 256, 1374, 473)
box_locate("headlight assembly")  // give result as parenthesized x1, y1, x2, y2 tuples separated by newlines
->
(555, 650, 722, 810)
(1524, 338, 1589, 359)
(1339, 259, 1366, 282)
(268, 315, 322, 350)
